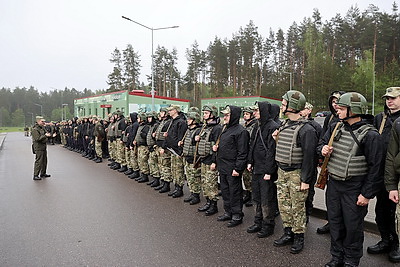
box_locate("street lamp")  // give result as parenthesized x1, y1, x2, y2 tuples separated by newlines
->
(122, 16, 179, 111)
(34, 103, 43, 116)
(27, 112, 34, 126)
(62, 104, 68, 121)
(283, 71, 293, 91)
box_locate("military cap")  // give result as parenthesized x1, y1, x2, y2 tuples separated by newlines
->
(35, 116, 45, 121)
(382, 87, 400, 98)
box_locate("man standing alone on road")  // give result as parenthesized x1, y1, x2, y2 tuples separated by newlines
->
(32, 116, 52, 180)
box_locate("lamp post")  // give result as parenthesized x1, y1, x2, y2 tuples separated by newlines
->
(122, 16, 179, 111)
(62, 104, 68, 121)
(27, 112, 34, 126)
(34, 103, 43, 116)
(283, 71, 293, 91)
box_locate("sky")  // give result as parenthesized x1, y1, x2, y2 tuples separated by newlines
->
(0, 0, 396, 93)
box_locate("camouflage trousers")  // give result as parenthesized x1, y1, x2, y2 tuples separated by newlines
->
(276, 168, 308, 234)
(171, 154, 185, 186)
(95, 137, 102, 158)
(137, 146, 149, 174)
(108, 140, 114, 160)
(242, 169, 252, 191)
(116, 140, 127, 166)
(157, 147, 172, 182)
(125, 148, 132, 168)
(149, 149, 160, 178)
(201, 163, 219, 201)
(184, 160, 201, 194)
(130, 147, 139, 171)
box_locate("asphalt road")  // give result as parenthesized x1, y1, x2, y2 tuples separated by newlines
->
(0, 132, 395, 266)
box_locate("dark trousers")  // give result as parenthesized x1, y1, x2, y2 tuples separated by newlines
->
(327, 178, 368, 266)
(252, 173, 277, 227)
(306, 171, 318, 217)
(220, 173, 243, 219)
(33, 150, 47, 176)
(375, 185, 397, 243)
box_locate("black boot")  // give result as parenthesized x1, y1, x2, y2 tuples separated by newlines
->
(150, 177, 160, 188)
(247, 224, 262, 233)
(243, 190, 251, 204)
(146, 176, 155, 185)
(290, 233, 305, 254)
(95, 157, 102, 163)
(118, 165, 128, 173)
(390, 242, 400, 263)
(324, 259, 344, 267)
(198, 198, 211, 212)
(205, 200, 218, 216)
(184, 193, 194, 203)
(107, 160, 115, 166)
(138, 173, 149, 183)
(124, 168, 134, 175)
(154, 180, 165, 190)
(189, 193, 200, 205)
(367, 239, 390, 254)
(172, 185, 183, 198)
(317, 222, 330, 234)
(111, 163, 121, 170)
(274, 227, 294, 247)
(168, 184, 179, 196)
(159, 181, 170, 193)
(257, 225, 274, 238)
(128, 170, 140, 179)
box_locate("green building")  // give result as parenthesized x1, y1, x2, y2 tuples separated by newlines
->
(74, 90, 190, 118)
(201, 96, 282, 113)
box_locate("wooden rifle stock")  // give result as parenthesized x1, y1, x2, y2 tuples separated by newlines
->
(315, 122, 341, 190)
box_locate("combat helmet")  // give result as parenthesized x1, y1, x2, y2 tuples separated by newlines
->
(282, 90, 306, 113)
(187, 111, 201, 124)
(336, 92, 368, 115)
(202, 104, 219, 118)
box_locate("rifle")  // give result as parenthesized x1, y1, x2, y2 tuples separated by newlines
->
(193, 123, 207, 169)
(315, 122, 341, 189)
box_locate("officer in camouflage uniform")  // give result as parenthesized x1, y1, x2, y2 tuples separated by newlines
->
(154, 108, 172, 192)
(163, 105, 187, 198)
(133, 112, 150, 182)
(195, 104, 222, 216)
(180, 111, 203, 205)
(273, 90, 318, 254)
(146, 111, 161, 185)
(242, 105, 257, 207)
(31, 116, 52, 180)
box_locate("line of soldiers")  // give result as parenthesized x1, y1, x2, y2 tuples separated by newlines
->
(59, 87, 400, 267)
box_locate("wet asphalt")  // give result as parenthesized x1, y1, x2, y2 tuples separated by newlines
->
(0, 132, 395, 266)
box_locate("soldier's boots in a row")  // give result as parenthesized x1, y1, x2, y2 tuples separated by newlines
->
(168, 184, 183, 198)
(124, 168, 134, 175)
(137, 173, 149, 183)
(274, 227, 304, 254)
(197, 198, 218, 216)
(117, 165, 128, 173)
(184, 193, 200, 205)
(128, 170, 140, 179)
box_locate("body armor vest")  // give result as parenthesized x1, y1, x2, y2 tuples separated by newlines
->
(198, 126, 214, 157)
(146, 124, 156, 147)
(135, 124, 146, 146)
(327, 124, 374, 181)
(275, 122, 305, 165)
(155, 119, 170, 141)
(107, 123, 114, 137)
(114, 119, 121, 137)
(182, 128, 196, 157)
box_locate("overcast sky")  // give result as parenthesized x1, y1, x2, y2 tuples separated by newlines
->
(0, 0, 396, 93)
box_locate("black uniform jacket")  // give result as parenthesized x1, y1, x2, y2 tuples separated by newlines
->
(317, 117, 383, 199)
(248, 101, 279, 175)
(163, 112, 187, 155)
(217, 105, 249, 175)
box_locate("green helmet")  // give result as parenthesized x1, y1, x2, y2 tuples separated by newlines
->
(242, 105, 256, 114)
(336, 92, 368, 114)
(187, 112, 201, 124)
(282, 90, 306, 112)
(138, 112, 147, 121)
(202, 104, 219, 117)
(146, 111, 158, 118)
(160, 107, 168, 113)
